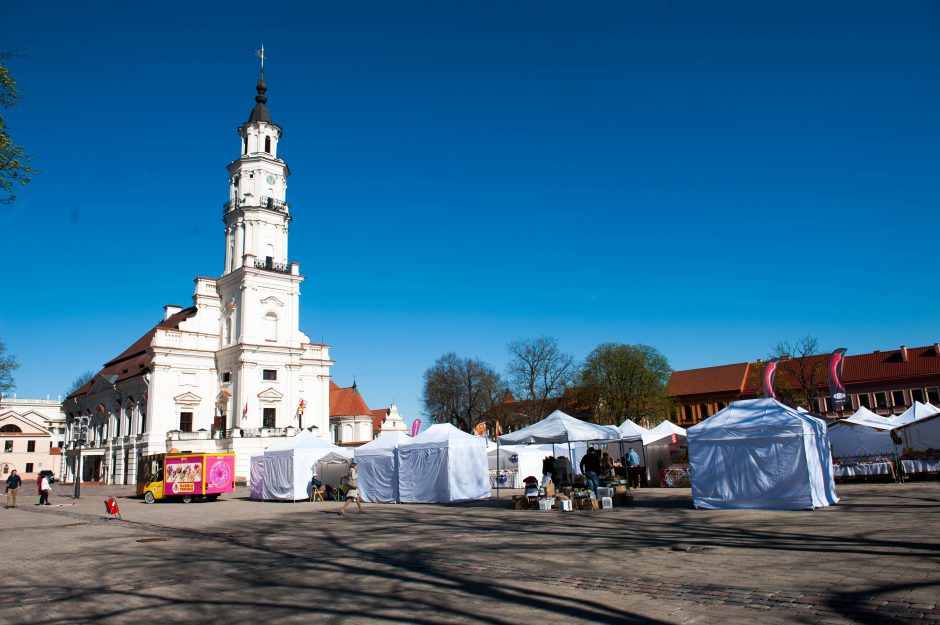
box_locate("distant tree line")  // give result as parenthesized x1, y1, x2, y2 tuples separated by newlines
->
(421, 337, 674, 432)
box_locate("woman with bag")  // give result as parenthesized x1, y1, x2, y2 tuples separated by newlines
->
(339, 461, 363, 515)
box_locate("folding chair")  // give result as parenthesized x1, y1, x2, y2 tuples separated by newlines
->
(309, 486, 325, 502)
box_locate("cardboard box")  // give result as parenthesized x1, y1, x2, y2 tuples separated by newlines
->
(513, 495, 529, 510)
(544, 482, 556, 497)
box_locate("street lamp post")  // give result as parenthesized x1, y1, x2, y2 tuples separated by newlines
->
(73, 416, 89, 499)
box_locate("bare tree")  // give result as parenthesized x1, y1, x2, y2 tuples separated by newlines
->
(0, 338, 18, 397)
(66, 370, 96, 397)
(580, 343, 672, 424)
(770, 336, 826, 411)
(505, 337, 579, 420)
(422, 352, 504, 432)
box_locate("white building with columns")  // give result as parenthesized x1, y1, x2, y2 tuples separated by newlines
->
(63, 66, 335, 483)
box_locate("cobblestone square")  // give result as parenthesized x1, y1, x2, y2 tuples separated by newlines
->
(2, 481, 938, 624)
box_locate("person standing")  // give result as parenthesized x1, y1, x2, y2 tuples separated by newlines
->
(5, 470, 22, 508)
(339, 461, 363, 515)
(579, 447, 601, 494)
(38, 474, 51, 506)
(623, 448, 642, 489)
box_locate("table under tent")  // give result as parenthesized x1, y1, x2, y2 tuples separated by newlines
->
(687, 398, 839, 510)
(353, 430, 411, 503)
(397, 423, 490, 504)
(499, 410, 621, 469)
(249, 430, 352, 501)
(486, 442, 557, 488)
(828, 407, 898, 480)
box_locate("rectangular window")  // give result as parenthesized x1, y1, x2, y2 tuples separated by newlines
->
(857, 394, 871, 409)
(874, 392, 888, 409)
(911, 389, 925, 404)
(927, 387, 940, 404)
(824, 397, 834, 413)
(815, 398, 826, 413)
(25, 463, 33, 473)
(27, 440, 36, 452)
(179, 412, 193, 433)
(262, 369, 277, 381)
(221, 371, 231, 383)
(3, 441, 12, 452)
(698, 403, 710, 419)
(842, 395, 854, 411)
(263, 408, 276, 428)
(892, 390, 906, 407)
(683, 405, 694, 422)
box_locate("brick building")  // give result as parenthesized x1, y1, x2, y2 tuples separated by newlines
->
(668, 343, 940, 426)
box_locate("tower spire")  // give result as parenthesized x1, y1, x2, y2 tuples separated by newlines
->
(248, 44, 272, 124)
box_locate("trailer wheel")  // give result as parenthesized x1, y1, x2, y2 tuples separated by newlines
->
(144, 491, 155, 504)
(182, 495, 193, 504)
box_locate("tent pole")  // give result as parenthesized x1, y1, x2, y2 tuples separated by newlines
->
(496, 433, 501, 506)
(641, 442, 650, 488)
(567, 440, 573, 485)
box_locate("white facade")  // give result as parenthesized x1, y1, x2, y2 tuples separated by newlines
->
(0, 399, 65, 480)
(63, 69, 333, 483)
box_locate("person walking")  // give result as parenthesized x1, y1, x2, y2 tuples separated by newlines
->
(579, 447, 601, 494)
(623, 448, 642, 489)
(339, 461, 363, 515)
(5, 470, 22, 508)
(38, 474, 51, 506)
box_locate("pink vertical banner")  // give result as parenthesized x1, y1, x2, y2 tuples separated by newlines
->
(410, 419, 421, 437)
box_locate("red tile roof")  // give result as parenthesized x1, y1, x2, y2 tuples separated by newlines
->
(667, 362, 751, 397)
(371, 408, 389, 434)
(67, 307, 199, 400)
(329, 385, 372, 417)
(671, 344, 940, 399)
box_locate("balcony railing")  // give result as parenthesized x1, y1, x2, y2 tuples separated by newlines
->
(223, 196, 290, 215)
(253, 259, 291, 274)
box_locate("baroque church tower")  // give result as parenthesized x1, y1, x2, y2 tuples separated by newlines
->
(215, 56, 333, 434)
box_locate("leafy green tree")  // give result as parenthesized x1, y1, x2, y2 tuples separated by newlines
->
(581, 343, 672, 424)
(0, 338, 19, 397)
(1, 48, 36, 205)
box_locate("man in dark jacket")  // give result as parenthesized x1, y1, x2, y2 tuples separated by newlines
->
(5, 470, 22, 508)
(579, 448, 601, 493)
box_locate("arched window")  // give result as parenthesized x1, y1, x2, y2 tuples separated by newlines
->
(264, 312, 278, 342)
(0, 424, 22, 432)
(264, 136, 271, 153)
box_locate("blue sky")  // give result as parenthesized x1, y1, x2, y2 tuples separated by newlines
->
(2, 2, 939, 425)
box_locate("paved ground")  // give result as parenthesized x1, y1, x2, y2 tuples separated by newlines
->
(1, 481, 939, 624)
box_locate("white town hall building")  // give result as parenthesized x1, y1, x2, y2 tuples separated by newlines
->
(63, 62, 396, 484)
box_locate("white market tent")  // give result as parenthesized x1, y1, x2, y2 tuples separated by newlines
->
(618, 419, 650, 439)
(397, 423, 490, 503)
(687, 398, 839, 510)
(830, 407, 896, 459)
(499, 410, 620, 480)
(500, 410, 621, 445)
(642, 420, 687, 445)
(250, 430, 352, 501)
(354, 431, 412, 503)
(892, 401, 940, 427)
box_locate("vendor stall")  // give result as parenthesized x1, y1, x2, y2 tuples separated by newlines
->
(250, 430, 352, 501)
(354, 430, 411, 503)
(687, 398, 839, 510)
(397, 424, 489, 503)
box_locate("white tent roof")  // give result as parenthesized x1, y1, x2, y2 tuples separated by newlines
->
(499, 410, 621, 445)
(687, 398, 821, 440)
(840, 406, 899, 431)
(828, 422, 896, 459)
(891, 401, 940, 427)
(642, 420, 687, 445)
(355, 430, 412, 456)
(405, 423, 481, 448)
(618, 419, 650, 438)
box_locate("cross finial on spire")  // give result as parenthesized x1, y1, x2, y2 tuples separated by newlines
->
(255, 44, 266, 72)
